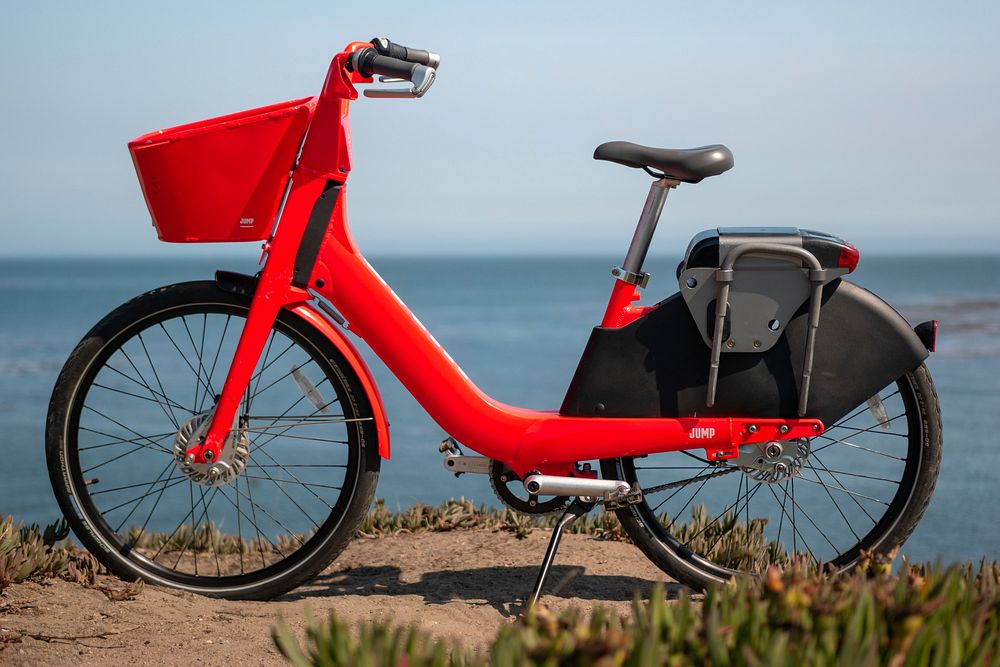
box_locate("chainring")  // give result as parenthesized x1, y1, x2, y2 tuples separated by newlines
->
(488, 461, 571, 515)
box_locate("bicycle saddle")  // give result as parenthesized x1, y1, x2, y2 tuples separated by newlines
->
(594, 142, 734, 183)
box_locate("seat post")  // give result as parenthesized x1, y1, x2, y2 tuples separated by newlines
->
(619, 178, 679, 281)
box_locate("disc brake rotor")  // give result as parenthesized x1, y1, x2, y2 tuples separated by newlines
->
(173, 412, 249, 488)
(737, 438, 811, 484)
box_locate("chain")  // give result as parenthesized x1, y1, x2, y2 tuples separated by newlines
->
(640, 465, 741, 496)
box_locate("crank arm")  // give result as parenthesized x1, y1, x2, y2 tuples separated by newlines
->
(442, 452, 491, 475)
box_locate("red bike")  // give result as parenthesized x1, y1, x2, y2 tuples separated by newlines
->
(46, 39, 943, 603)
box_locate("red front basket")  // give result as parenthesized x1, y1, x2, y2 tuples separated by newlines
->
(129, 97, 316, 243)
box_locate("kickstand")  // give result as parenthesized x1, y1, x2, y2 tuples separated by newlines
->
(526, 497, 596, 608)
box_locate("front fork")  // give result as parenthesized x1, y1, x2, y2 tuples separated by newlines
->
(183, 176, 330, 465)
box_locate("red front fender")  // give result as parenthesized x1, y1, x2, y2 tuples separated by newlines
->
(286, 302, 391, 459)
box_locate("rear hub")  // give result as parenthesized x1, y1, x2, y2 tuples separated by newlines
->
(736, 438, 810, 484)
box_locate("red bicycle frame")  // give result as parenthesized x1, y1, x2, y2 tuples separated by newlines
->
(185, 42, 823, 477)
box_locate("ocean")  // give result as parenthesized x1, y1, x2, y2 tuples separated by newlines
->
(1, 254, 998, 564)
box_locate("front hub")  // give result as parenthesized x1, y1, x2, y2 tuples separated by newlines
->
(173, 412, 249, 488)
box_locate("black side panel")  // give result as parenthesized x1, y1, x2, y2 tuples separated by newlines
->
(292, 180, 342, 288)
(560, 280, 928, 427)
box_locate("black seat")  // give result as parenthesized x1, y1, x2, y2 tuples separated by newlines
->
(594, 142, 734, 183)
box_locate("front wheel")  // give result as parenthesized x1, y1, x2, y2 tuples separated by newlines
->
(602, 364, 942, 590)
(46, 281, 381, 599)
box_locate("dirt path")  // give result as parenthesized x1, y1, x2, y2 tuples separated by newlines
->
(1, 529, 685, 665)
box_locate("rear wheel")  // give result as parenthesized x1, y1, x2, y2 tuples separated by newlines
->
(46, 281, 381, 599)
(602, 365, 942, 590)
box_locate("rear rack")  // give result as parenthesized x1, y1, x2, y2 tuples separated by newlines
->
(705, 243, 828, 416)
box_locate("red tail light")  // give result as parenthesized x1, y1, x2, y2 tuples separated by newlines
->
(838, 243, 860, 273)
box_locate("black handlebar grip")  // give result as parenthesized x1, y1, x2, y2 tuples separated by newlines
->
(369, 37, 439, 68)
(348, 48, 420, 80)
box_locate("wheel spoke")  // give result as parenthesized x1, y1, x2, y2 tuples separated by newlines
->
(765, 482, 817, 564)
(181, 315, 217, 408)
(226, 483, 306, 549)
(810, 448, 891, 522)
(102, 476, 187, 522)
(201, 315, 231, 412)
(240, 475, 343, 491)
(81, 405, 174, 454)
(215, 485, 288, 558)
(158, 322, 215, 399)
(128, 463, 179, 549)
(101, 363, 191, 416)
(797, 466, 890, 505)
(701, 482, 764, 558)
(138, 332, 186, 424)
(783, 481, 840, 554)
(807, 465, 861, 542)
(827, 390, 901, 429)
(118, 346, 183, 429)
(78, 430, 175, 452)
(683, 476, 761, 548)
(246, 331, 278, 415)
(658, 470, 715, 533)
(810, 430, 907, 460)
(249, 445, 336, 512)
(649, 465, 711, 513)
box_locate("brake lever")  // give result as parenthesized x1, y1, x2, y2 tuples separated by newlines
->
(364, 64, 436, 99)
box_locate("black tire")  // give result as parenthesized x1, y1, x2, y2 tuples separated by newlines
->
(46, 281, 381, 599)
(601, 364, 942, 591)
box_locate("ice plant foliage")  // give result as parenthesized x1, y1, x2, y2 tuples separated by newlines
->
(275, 554, 1000, 666)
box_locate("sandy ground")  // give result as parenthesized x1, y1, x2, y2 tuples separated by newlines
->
(0, 529, 687, 666)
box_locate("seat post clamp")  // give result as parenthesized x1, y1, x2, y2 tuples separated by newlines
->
(611, 266, 650, 289)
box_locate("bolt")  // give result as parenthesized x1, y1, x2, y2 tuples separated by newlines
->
(747, 424, 758, 434)
(812, 424, 820, 431)
(183, 453, 195, 465)
(765, 443, 782, 458)
(779, 424, 790, 434)
(753, 340, 762, 349)
(685, 277, 698, 288)
(208, 466, 221, 477)
(203, 449, 215, 462)
(774, 462, 788, 474)
(727, 340, 736, 349)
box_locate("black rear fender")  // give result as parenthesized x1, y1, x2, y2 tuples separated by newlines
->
(560, 279, 928, 427)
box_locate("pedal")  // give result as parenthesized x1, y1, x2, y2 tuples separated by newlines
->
(439, 437, 462, 455)
(603, 482, 643, 509)
(440, 438, 491, 476)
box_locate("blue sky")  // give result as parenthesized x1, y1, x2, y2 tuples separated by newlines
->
(1, 1, 997, 257)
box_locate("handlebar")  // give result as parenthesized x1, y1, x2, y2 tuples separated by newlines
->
(345, 38, 440, 99)
(349, 49, 422, 80)
(369, 37, 441, 69)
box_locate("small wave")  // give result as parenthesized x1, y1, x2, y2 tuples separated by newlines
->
(0, 359, 63, 375)
(899, 300, 1000, 338)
